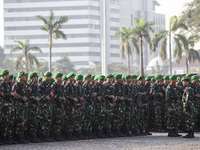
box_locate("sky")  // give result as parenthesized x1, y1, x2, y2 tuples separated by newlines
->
(0, 0, 193, 47)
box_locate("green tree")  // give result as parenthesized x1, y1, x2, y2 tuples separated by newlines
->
(173, 34, 200, 74)
(152, 16, 188, 74)
(115, 27, 139, 74)
(77, 67, 93, 75)
(10, 39, 42, 72)
(132, 18, 154, 75)
(34, 61, 49, 76)
(54, 56, 75, 75)
(36, 10, 69, 72)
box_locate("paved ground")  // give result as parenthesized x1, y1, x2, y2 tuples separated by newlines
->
(1, 132, 200, 150)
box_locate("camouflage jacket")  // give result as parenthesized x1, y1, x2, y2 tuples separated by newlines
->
(165, 83, 178, 109)
(182, 87, 195, 109)
(38, 80, 52, 99)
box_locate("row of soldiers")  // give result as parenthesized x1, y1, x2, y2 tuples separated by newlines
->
(0, 70, 199, 145)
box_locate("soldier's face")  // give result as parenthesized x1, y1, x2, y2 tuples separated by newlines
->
(132, 78, 136, 83)
(45, 76, 52, 81)
(56, 76, 62, 83)
(86, 76, 91, 82)
(31, 76, 38, 84)
(127, 78, 132, 83)
(183, 81, 189, 87)
(171, 79, 177, 84)
(2, 73, 9, 81)
(69, 76, 75, 82)
(99, 79, 104, 84)
(192, 79, 197, 84)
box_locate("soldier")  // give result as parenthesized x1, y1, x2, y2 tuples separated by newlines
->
(113, 74, 126, 137)
(51, 73, 66, 141)
(38, 71, 54, 142)
(165, 75, 181, 137)
(27, 72, 41, 143)
(63, 72, 77, 141)
(13, 71, 29, 144)
(0, 70, 18, 144)
(104, 74, 116, 137)
(73, 74, 85, 139)
(151, 74, 165, 132)
(163, 75, 170, 88)
(123, 75, 134, 136)
(182, 76, 195, 138)
(82, 73, 95, 139)
(93, 75, 107, 138)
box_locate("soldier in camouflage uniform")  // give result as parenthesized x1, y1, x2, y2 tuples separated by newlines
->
(13, 71, 29, 144)
(51, 73, 66, 141)
(73, 74, 85, 139)
(93, 75, 107, 138)
(0, 70, 18, 144)
(27, 72, 41, 143)
(165, 75, 181, 137)
(121, 75, 133, 136)
(82, 73, 95, 139)
(63, 72, 77, 140)
(150, 74, 165, 132)
(113, 74, 126, 137)
(182, 76, 195, 138)
(104, 74, 116, 137)
(38, 71, 54, 142)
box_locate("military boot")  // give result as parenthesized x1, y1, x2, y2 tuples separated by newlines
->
(183, 131, 193, 138)
(174, 129, 182, 137)
(168, 129, 175, 137)
(124, 127, 132, 137)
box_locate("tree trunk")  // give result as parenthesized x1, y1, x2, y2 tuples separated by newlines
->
(169, 33, 172, 75)
(128, 53, 130, 74)
(49, 34, 52, 72)
(140, 36, 144, 75)
(25, 52, 28, 72)
(186, 58, 189, 74)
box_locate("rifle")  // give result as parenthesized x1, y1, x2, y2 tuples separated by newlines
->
(41, 82, 57, 100)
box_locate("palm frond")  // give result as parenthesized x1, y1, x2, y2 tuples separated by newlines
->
(35, 15, 48, 24)
(53, 30, 66, 40)
(160, 37, 167, 61)
(27, 46, 42, 53)
(10, 46, 23, 54)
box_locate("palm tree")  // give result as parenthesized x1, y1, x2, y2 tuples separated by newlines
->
(152, 16, 188, 75)
(174, 34, 200, 74)
(132, 18, 154, 75)
(36, 10, 69, 72)
(115, 27, 139, 74)
(10, 39, 42, 72)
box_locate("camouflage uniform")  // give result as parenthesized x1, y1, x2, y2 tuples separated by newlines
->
(63, 82, 75, 137)
(51, 82, 64, 139)
(165, 83, 179, 131)
(113, 82, 125, 134)
(182, 87, 195, 132)
(38, 81, 52, 139)
(104, 82, 115, 135)
(151, 83, 165, 130)
(27, 82, 40, 139)
(13, 82, 28, 139)
(0, 81, 14, 141)
(82, 82, 94, 136)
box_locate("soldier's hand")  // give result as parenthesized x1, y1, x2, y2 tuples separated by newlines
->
(92, 92, 97, 97)
(130, 98, 133, 102)
(113, 97, 117, 102)
(28, 87, 32, 93)
(73, 98, 78, 102)
(22, 96, 28, 102)
(46, 96, 50, 101)
(120, 96, 124, 101)
(62, 97, 66, 101)
(159, 93, 164, 97)
(196, 94, 200, 98)
(162, 87, 166, 91)
(80, 97, 84, 101)
(183, 108, 186, 114)
(97, 96, 101, 101)
(11, 92, 17, 97)
(0, 92, 5, 97)
(50, 92, 54, 97)
(143, 92, 147, 95)
(168, 108, 172, 112)
(36, 97, 40, 101)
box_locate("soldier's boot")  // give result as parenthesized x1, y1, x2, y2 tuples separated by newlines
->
(116, 129, 124, 137)
(140, 129, 147, 136)
(192, 131, 195, 138)
(183, 131, 193, 138)
(96, 129, 105, 138)
(134, 129, 141, 136)
(76, 131, 85, 140)
(168, 129, 175, 137)
(174, 129, 182, 137)
(0, 138, 3, 145)
(66, 132, 78, 141)
(30, 137, 41, 143)
(54, 134, 64, 142)
(106, 130, 114, 138)
(157, 126, 163, 132)
(3, 138, 12, 145)
(144, 129, 152, 135)
(9, 138, 18, 144)
(35, 137, 42, 143)
(124, 127, 132, 137)
(18, 137, 29, 144)
(83, 131, 89, 139)
(88, 131, 94, 139)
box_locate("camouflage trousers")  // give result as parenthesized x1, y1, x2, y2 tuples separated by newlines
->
(15, 101, 28, 138)
(153, 98, 162, 128)
(63, 100, 74, 134)
(93, 99, 106, 132)
(52, 101, 64, 137)
(0, 100, 13, 139)
(83, 101, 94, 134)
(184, 104, 195, 132)
(140, 103, 149, 131)
(73, 100, 84, 132)
(28, 101, 40, 138)
(39, 100, 52, 138)
(104, 99, 114, 132)
(123, 101, 132, 130)
(166, 108, 179, 130)
(113, 100, 125, 131)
